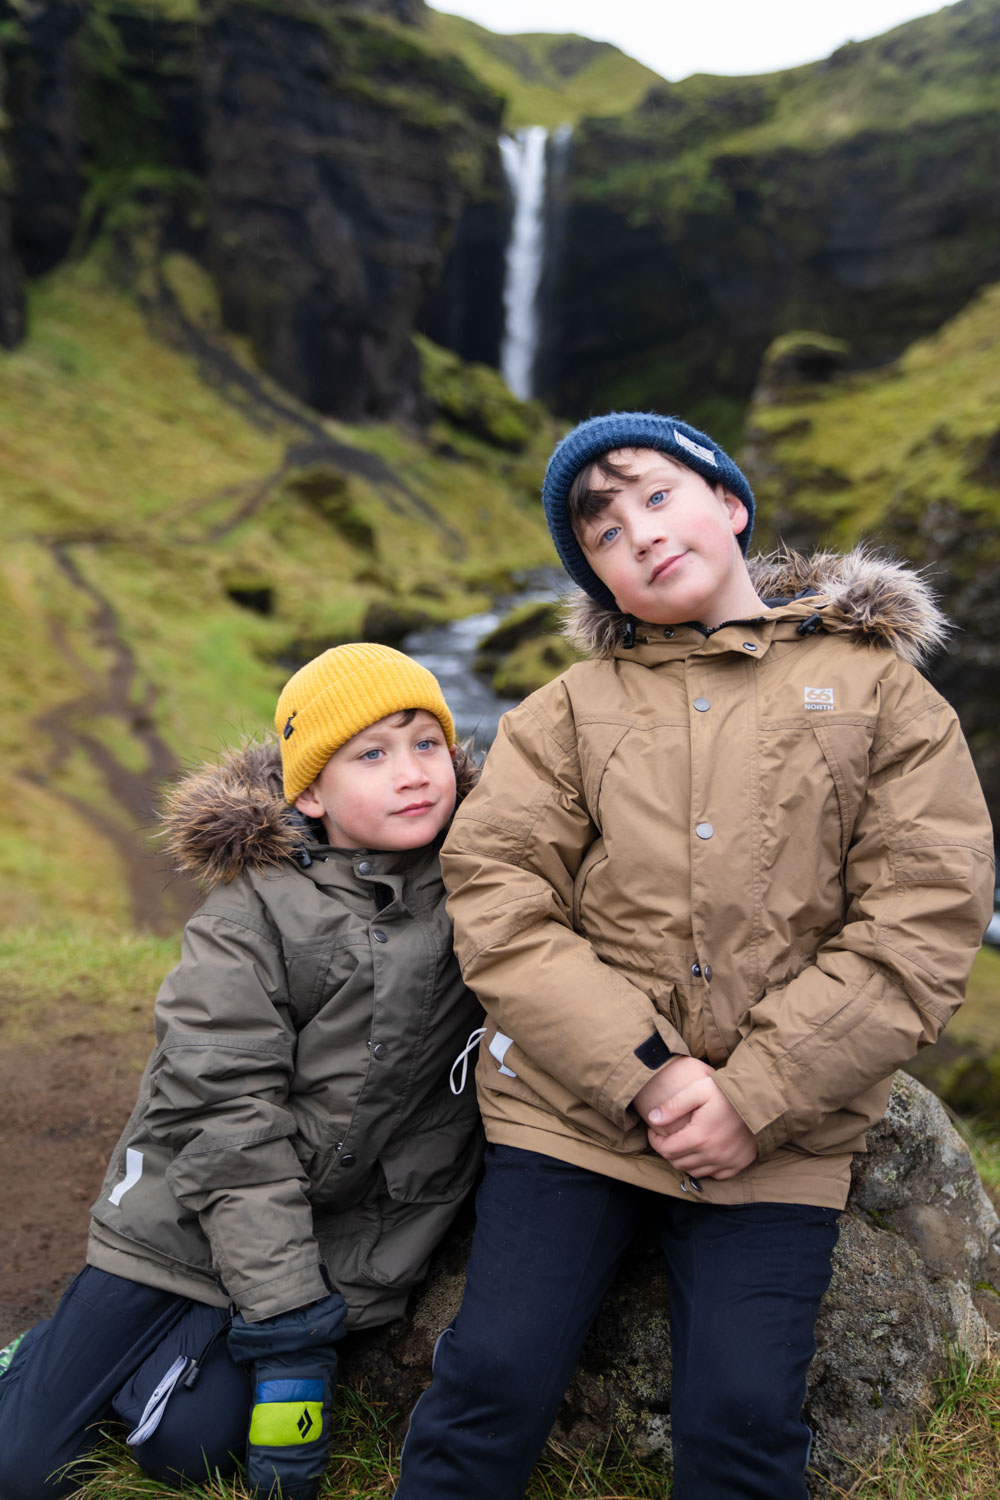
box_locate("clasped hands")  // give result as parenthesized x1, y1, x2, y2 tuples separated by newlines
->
(632, 1055, 759, 1181)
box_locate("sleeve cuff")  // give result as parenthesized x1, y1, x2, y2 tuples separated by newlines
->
(599, 1023, 689, 1130)
(715, 1044, 791, 1156)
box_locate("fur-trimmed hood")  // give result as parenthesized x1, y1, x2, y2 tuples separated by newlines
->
(162, 737, 480, 888)
(562, 547, 950, 668)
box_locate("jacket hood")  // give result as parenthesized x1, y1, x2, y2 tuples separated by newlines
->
(562, 547, 950, 669)
(162, 737, 480, 888)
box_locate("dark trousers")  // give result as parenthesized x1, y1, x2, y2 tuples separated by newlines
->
(0, 1267, 251, 1500)
(395, 1145, 840, 1500)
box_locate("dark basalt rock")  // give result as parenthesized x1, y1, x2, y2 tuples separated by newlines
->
(0, 9, 25, 347)
(200, 1, 503, 421)
(535, 110, 1000, 422)
(418, 149, 509, 371)
(2, 0, 85, 278)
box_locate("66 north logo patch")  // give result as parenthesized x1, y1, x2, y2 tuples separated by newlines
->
(804, 687, 835, 711)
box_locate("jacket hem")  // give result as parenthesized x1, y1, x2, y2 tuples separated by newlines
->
(483, 1118, 853, 1210)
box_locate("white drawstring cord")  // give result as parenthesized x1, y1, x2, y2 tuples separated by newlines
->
(449, 1027, 487, 1095)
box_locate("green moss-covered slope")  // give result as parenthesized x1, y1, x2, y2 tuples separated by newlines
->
(572, 0, 1000, 211)
(423, 11, 663, 128)
(537, 0, 1000, 423)
(0, 245, 557, 934)
(742, 279, 1000, 830)
(744, 282, 1000, 550)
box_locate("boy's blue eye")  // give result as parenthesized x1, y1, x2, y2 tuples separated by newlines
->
(361, 748, 382, 761)
(599, 525, 620, 545)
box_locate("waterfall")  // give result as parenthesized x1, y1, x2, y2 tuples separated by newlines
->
(498, 126, 549, 401)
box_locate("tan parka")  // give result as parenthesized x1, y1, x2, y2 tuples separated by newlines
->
(441, 551, 994, 1208)
(88, 742, 483, 1326)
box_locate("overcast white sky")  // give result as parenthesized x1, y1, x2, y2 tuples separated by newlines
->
(428, 0, 958, 81)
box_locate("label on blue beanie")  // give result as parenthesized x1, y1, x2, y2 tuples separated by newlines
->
(674, 430, 717, 466)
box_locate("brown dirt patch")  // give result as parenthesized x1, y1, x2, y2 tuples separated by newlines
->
(0, 1021, 148, 1344)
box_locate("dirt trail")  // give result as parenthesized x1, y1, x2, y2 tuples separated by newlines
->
(27, 540, 200, 934)
(0, 1023, 150, 1344)
(151, 266, 464, 548)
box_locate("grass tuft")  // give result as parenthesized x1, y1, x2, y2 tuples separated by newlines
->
(830, 1346, 1000, 1499)
(48, 1349, 1000, 1498)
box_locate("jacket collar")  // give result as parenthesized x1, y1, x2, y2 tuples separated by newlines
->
(563, 546, 949, 670)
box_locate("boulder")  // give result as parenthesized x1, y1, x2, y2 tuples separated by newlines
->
(341, 1072, 1000, 1494)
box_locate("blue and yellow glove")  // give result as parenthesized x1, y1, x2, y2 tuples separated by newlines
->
(228, 1291, 348, 1500)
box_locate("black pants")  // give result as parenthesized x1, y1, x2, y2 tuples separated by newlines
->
(0, 1267, 250, 1499)
(395, 1145, 840, 1500)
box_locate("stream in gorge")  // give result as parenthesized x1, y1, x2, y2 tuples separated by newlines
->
(404, 568, 564, 751)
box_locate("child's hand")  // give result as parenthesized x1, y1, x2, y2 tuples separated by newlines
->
(647, 1075, 759, 1180)
(632, 1055, 714, 1127)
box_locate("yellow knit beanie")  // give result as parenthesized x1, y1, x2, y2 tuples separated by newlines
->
(275, 643, 456, 803)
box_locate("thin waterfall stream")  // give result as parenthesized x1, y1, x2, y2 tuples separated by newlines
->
(499, 126, 549, 400)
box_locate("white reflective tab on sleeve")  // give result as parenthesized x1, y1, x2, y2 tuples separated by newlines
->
(488, 1031, 517, 1078)
(109, 1147, 144, 1206)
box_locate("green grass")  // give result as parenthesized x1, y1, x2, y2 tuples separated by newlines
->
(50, 1344, 1000, 1499)
(0, 248, 558, 930)
(748, 280, 1000, 552)
(51, 1384, 673, 1498)
(831, 1347, 1000, 1499)
(0, 921, 181, 1043)
(952, 947, 1000, 1054)
(566, 0, 1000, 221)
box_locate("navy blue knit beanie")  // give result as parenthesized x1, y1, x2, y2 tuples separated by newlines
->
(542, 411, 756, 609)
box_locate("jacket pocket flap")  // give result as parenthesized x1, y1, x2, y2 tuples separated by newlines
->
(378, 1105, 480, 1204)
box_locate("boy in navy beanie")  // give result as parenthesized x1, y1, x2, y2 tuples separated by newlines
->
(394, 412, 992, 1500)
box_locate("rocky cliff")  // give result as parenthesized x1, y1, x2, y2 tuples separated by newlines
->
(6, 1, 997, 433)
(741, 280, 1000, 832)
(0, 0, 504, 418)
(201, 1, 503, 419)
(530, 0, 1000, 432)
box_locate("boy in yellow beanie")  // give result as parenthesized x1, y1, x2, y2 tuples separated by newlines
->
(0, 645, 483, 1500)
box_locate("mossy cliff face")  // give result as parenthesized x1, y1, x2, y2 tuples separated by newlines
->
(1, 0, 85, 295)
(201, 1, 503, 419)
(0, 3, 25, 345)
(0, 0, 505, 419)
(741, 283, 1000, 830)
(535, 0, 1000, 428)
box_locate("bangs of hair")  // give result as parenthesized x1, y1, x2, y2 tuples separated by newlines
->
(566, 452, 644, 537)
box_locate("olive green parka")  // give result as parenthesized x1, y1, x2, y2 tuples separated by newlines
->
(440, 550, 994, 1208)
(88, 742, 483, 1327)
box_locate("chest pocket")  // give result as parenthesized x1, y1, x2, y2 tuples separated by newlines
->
(755, 716, 874, 905)
(810, 719, 875, 861)
(572, 838, 608, 931)
(284, 939, 367, 1028)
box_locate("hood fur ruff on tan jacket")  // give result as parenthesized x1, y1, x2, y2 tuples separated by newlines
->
(441, 547, 994, 1209)
(563, 547, 950, 665)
